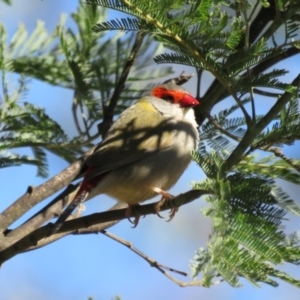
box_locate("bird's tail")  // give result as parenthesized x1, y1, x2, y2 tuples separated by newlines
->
(48, 183, 90, 236)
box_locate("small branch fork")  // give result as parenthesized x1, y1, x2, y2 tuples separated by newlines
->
(205, 113, 300, 174)
(98, 230, 223, 287)
(0, 31, 146, 245)
(0, 189, 209, 264)
(270, 147, 300, 173)
(101, 230, 188, 276)
(98, 31, 146, 138)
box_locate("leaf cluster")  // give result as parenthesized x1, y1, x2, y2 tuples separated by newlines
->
(191, 151, 300, 287)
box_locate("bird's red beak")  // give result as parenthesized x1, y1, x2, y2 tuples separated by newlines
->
(180, 94, 199, 107)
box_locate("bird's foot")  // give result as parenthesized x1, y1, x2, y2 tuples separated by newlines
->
(167, 206, 178, 222)
(125, 204, 141, 228)
(153, 187, 178, 221)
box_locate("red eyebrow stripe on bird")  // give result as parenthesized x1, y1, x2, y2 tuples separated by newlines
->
(151, 86, 172, 98)
(152, 86, 199, 107)
(152, 86, 185, 103)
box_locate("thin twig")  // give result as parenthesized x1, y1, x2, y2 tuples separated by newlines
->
(206, 114, 300, 174)
(158, 274, 223, 287)
(222, 72, 300, 174)
(250, 86, 256, 123)
(101, 230, 223, 288)
(196, 68, 202, 100)
(98, 31, 146, 137)
(232, 93, 253, 127)
(270, 147, 300, 173)
(205, 113, 242, 142)
(0, 184, 80, 252)
(79, 95, 91, 138)
(101, 230, 188, 276)
(0, 146, 96, 234)
(248, 0, 260, 22)
(72, 90, 84, 135)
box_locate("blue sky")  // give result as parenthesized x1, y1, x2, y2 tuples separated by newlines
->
(0, 1, 300, 300)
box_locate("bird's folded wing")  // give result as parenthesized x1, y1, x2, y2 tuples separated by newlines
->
(85, 99, 176, 179)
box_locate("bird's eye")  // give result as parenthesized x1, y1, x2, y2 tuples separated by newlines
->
(163, 95, 174, 101)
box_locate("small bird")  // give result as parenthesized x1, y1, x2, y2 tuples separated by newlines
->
(50, 82, 199, 234)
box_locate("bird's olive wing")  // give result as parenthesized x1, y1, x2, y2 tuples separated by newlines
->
(85, 99, 176, 178)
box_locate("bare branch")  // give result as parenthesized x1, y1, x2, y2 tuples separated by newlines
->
(0, 189, 209, 264)
(101, 230, 188, 276)
(196, 46, 300, 126)
(222, 72, 300, 174)
(98, 31, 146, 137)
(72, 90, 84, 135)
(205, 113, 242, 142)
(100, 230, 223, 288)
(0, 146, 95, 233)
(24, 203, 127, 253)
(271, 148, 300, 173)
(155, 270, 223, 287)
(57, 189, 209, 234)
(0, 184, 79, 252)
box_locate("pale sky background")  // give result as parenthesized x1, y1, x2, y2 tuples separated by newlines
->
(0, 1, 299, 300)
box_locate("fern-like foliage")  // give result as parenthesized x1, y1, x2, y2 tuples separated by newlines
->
(191, 154, 300, 287)
(0, 0, 11, 4)
(0, 1, 172, 176)
(254, 94, 300, 148)
(89, 0, 299, 97)
(237, 156, 300, 187)
(89, 0, 239, 86)
(0, 72, 81, 176)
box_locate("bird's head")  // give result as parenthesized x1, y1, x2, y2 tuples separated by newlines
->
(151, 83, 199, 108)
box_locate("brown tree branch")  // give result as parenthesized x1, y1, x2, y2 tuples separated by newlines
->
(0, 189, 209, 264)
(195, 47, 300, 126)
(98, 31, 146, 137)
(195, 0, 300, 126)
(55, 189, 208, 234)
(0, 146, 95, 234)
(101, 230, 188, 276)
(101, 229, 224, 288)
(205, 113, 242, 142)
(222, 72, 300, 173)
(0, 184, 79, 252)
(23, 203, 127, 253)
(271, 148, 300, 173)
